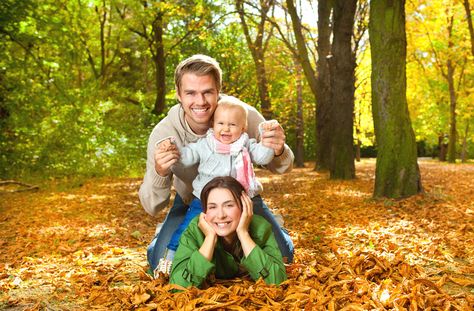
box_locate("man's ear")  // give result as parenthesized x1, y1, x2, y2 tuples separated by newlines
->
(176, 91, 182, 104)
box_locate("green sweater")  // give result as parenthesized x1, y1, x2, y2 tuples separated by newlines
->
(169, 215, 287, 288)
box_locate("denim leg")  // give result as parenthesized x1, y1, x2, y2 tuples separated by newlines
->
(167, 198, 203, 251)
(147, 194, 188, 271)
(252, 195, 294, 263)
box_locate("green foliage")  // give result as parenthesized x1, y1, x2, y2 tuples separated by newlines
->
(1, 0, 473, 180)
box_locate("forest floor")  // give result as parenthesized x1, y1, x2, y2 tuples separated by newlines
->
(0, 159, 473, 310)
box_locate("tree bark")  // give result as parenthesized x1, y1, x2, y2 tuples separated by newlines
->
(462, 0, 474, 57)
(152, 13, 166, 115)
(446, 58, 457, 162)
(328, 0, 356, 179)
(461, 122, 470, 162)
(369, 0, 422, 198)
(236, 0, 273, 119)
(295, 58, 305, 167)
(446, 15, 457, 163)
(315, 0, 333, 171)
(438, 134, 448, 161)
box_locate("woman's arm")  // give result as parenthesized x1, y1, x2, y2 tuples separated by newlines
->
(241, 216, 288, 285)
(169, 216, 217, 289)
(236, 194, 287, 285)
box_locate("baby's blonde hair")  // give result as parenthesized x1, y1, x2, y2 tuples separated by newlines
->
(216, 96, 248, 129)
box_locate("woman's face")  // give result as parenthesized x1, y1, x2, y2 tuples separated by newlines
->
(204, 187, 242, 241)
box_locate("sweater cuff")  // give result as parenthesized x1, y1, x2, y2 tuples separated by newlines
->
(152, 169, 172, 187)
(275, 145, 291, 161)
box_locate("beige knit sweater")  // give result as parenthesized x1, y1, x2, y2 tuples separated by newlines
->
(138, 101, 294, 217)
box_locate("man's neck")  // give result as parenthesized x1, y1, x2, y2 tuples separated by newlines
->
(185, 118, 209, 136)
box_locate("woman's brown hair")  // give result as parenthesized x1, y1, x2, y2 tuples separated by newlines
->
(200, 176, 245, 212)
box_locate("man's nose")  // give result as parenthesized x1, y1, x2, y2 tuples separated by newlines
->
(196, 93, 206, 105)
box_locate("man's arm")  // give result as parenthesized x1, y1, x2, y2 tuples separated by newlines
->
(138, 124, 180, 217)
(245, 104, 294, 174)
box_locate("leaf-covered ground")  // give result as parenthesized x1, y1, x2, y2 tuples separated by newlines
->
(1, 159, 473, 310)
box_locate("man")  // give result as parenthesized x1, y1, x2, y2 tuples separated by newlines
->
(139, 54, 294, 275)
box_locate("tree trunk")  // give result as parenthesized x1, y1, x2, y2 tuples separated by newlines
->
(461, 122, 470, 162)
(446, 58, 457, 163)
(369, 0, 422, 198)
(438, 134, 448, 161)
(295, 58, 305, 167)
(152, 13, 166, 115)
(236, 0, 273, 119)
(315, 0, 333, 171)
(463, 0, 474, 57)
(328, 0, 356, 179)
(253, 49, 272, 119)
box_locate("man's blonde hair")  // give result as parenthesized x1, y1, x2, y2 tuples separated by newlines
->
(174, 54, 222, 94)
(216, 96, 248, 129)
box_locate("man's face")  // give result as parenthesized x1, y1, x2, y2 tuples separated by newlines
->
(213, 106, 246, 144)
(177, 73, 219, 135)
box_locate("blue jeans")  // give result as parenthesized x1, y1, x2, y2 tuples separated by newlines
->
(147, 194, 294, 271)
(167, 198, 203, 251)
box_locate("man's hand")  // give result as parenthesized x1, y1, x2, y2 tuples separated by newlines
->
(261, 121, 286, 156)
(154, 138, 180, 176)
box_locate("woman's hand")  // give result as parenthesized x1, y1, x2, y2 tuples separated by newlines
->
(237, 192, 256, 257)
(199, 213, 217, 238)
(237, 192, 253, 235)
(198, 213, 217, 261)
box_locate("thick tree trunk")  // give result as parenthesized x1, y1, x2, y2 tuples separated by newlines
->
(329, 0, 356, 179)
(295, 59, 305, 167)
(369, 0, 422, 198)
(315, 0, 333, 171)
(152, 13, 166, 115)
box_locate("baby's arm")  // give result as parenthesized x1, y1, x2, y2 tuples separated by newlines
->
(178, 139, 203, 167)
(248, 121, 277, 165)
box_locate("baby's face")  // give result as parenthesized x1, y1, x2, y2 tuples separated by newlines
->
(213, 106, 246, 144)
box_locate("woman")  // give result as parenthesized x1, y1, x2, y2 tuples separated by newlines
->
(169, 176, 287, 288)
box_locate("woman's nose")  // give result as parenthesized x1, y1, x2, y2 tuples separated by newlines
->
(217, 207, 226, 218)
